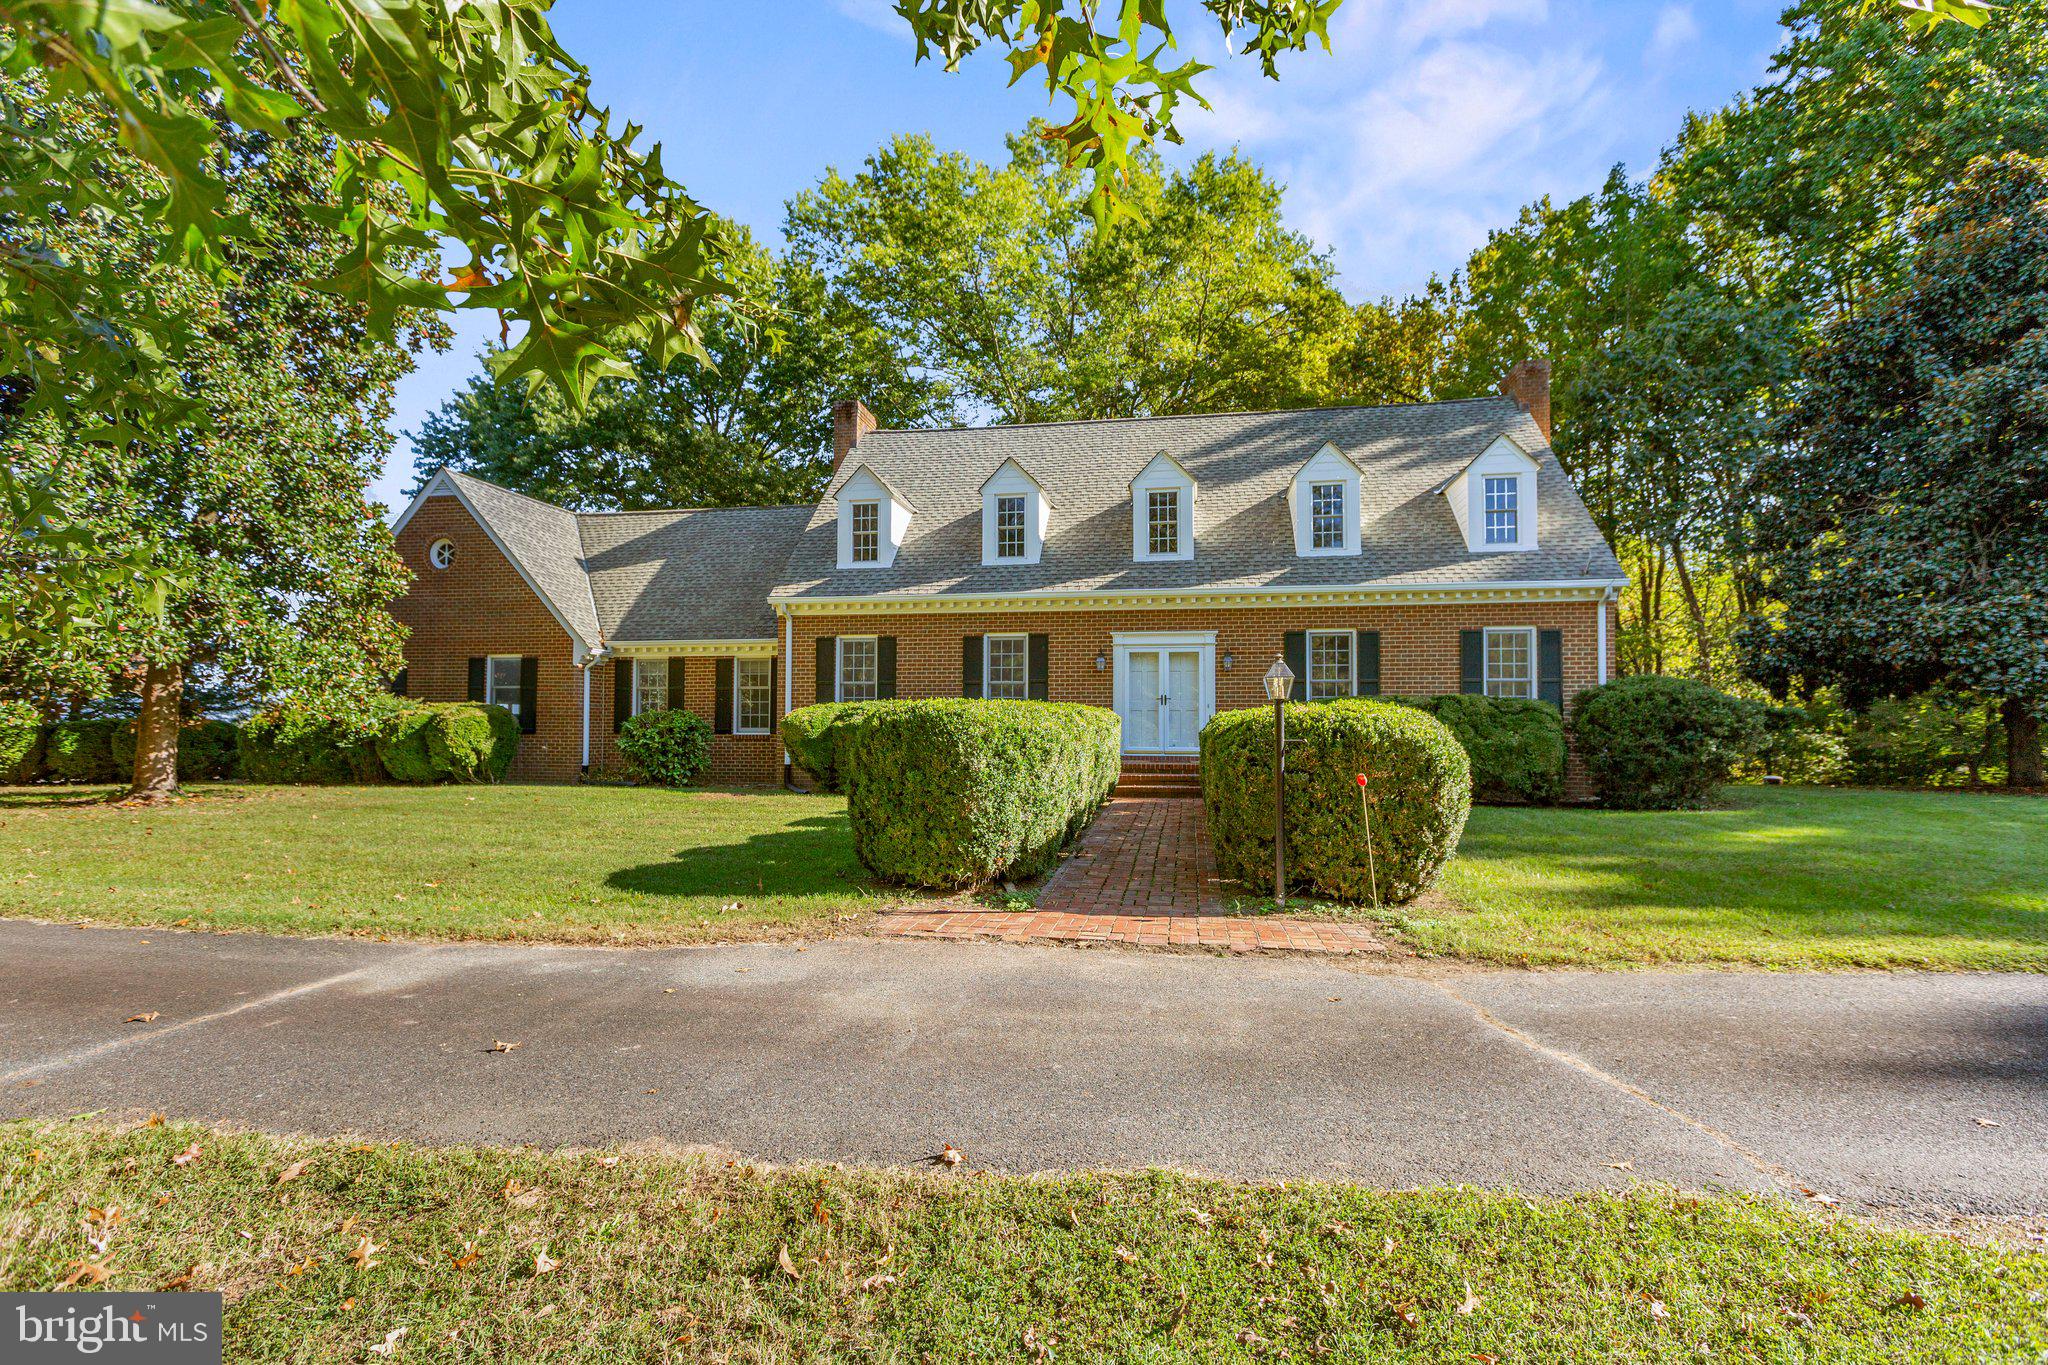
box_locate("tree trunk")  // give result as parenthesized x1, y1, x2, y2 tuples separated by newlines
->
(2006, 698, 2044, 789)
(1667, 541, 1714, 684)
(128, 661, 183, 801)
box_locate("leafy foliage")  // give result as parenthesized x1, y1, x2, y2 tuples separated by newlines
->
(40, 717, 121, 783)
(617, 707, 713, 789)
(0, 697, 37, 781)
(778, 702, 870, 793)
(1570, 676, 1767, 810)
(110, 717, 239, 782)
(841, 699, 1120, 888)
(238, 699, 386, 785)
(1401, 695, 1564, 806)
(1201, 701, 1471, 906)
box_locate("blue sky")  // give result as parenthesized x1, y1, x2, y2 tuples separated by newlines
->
(374, 0, 1793, 512)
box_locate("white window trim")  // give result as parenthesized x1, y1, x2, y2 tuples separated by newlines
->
(1288, 443, 1362, 558)
(632, 657, 668, 717)
(1482, 626, 1538, 700)
(1445, 436, 1539, 554)
(733, 656, 772, 735)
(991, 493, 1029, 561)
(979, 460, 1048, 566)
(1308, 482, 1348, 552)
(1128, 452, 1197, 562)
(982, 632, 1030, 700)
(1306, 629, 1355, 701)
(1482, 475, 1520, 546)
(835, 465, 912, 570)
(428, 538, 455, 569)
(1140, 487, 1184, 560)
(486, 654, 523, 717)
(848, 500, 882, 563)
(835, 635, 879, 703)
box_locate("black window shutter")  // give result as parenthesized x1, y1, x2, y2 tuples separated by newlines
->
(816, 637, 836, 704)
(518, 656, 539, 733)
(668, 656, 687, 712)
(613, 658, 632, 732)
(467, 658, 486, 703)
(1355, 631, 1381, 697)
(1282, 632, 1307, 697)
(1027, 634, 1050, 701)
(714, 658, 734, 734)
(962, 636, 983, 698)
(389, 668, 408, 698)
(1460, 630, 1485, 695)
(1538, 630, 1565, 708)
(877, 637, 897, 699)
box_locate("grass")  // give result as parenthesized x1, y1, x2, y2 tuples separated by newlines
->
(0, 783, 885, 946)
(1415, 786, 2048, 970)
(3, 782, 2044, 969)
(3, 1120, 2042, 1363)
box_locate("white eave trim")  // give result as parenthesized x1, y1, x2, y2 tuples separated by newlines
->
(608, 638, 779, 658)
(768, 578, 1630, 616)
(391, 469, 600, 663)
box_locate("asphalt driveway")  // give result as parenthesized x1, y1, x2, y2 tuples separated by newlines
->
(2, 921, 2041, 1222)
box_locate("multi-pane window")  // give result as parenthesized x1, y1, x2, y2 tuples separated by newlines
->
(486, 655, 523, 723)
(1310, 482, 1346, 550)
(736, 657, 772, 733)
(1307, 630, 1353, 701)
(1147, 489, 1180, 556)
(985, 635, 1029, 700)
(994, 494, 1027, 560)
(1484, 628, 1534, 700)
(850, 501, 881, 562)
(1484, 476, 1519, 545)
(633, 658, 668, 715)
(837, 637, 879, 702)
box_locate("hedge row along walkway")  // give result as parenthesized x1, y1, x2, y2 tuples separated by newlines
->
(874, 798, 1396, 956)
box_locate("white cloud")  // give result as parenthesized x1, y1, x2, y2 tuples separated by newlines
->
(830, 0, 902, 38)
(1650, 5, 1701, 61)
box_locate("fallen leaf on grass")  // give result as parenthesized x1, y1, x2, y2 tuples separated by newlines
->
(813, 1200, 831, 1226)
(341, 1297, 357, 1312)
(171, 1142, 201, 1167)
(934, 1144, 963, 1168)
(367, 1327, 407, 1357)
(860, 1272, 897, 1291)
(142, 1114, 165, 1129)
(125, 1012, 160, 1024)
(1645, 1297, 1670, 1321)
(347, 1236, 381, 1270)
(1390, 1301, 1422, 1329)
(452, 1243, 480, 1270)
(275, 1160, 311, 1186)
(533, 1249, 560, 1276)
(1112, 1245, 1137, 1264)
(1186, 1208, 1213, 1229)
(1895, 1291, 1927, 1311)
(1458, 1278, 1481, 1316)
(160, 1267, 198, 1291)
(777, 1244, 799, 1280)
(1799, 1188, 1839, 1208)
(59, 1261, 111, 1287)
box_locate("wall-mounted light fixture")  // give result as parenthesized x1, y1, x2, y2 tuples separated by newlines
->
(1095, 652, 1108, 672)
(1222, 650, 1235, 672)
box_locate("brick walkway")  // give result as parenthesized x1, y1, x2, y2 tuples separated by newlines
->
(874, 797, 1393, 956)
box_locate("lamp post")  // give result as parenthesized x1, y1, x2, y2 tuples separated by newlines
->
(1263, 656, 1295, 907)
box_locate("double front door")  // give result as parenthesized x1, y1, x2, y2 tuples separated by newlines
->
(1122, 648, 1203, 753)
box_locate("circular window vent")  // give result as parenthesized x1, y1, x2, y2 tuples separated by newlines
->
(429, 538, 456, 570)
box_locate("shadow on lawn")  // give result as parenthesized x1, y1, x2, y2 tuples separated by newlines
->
(604, 814, 868, 899)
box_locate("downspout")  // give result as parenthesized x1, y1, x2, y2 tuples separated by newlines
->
(782, 607, 796, 790)
(1596, 589, 1613, 686)
(579, 643, 611, 780)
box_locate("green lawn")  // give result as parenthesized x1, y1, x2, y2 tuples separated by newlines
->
(3, 1120, 2040, 1363)
(0, 783, 884, 945)
(1420, 786, 2048, 970)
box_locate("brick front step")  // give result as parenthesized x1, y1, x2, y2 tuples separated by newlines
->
(1115, 755, 1200, 798)
(1114, 778, 1202, 797)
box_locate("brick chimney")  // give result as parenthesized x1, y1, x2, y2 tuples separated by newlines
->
(830, 398, 877, 474)
(1498, 358, 1553, 442)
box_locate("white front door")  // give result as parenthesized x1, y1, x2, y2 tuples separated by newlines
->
(1120, 647, 1206, 753)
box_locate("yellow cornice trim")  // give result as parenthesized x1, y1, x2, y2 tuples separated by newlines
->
(769, 581, 1622, 617)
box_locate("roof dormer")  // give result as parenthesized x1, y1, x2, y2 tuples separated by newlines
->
(980, 458, 1050, 566)
(1130, 452, 1196, 562)
(1287, 443, 1361, 558)
(1442, 434, 1539, 554)
(835, 462, 913, 570)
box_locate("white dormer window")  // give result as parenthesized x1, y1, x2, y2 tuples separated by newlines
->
(980, 459, 1048, 566)
(1130, 451, 1197, 562)
(1444, 435, 1539, 554)
(836, 464, 912, 569)
(1288, 443, 1361, 557)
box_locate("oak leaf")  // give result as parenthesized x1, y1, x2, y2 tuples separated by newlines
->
(777, 1244, 799, 1279)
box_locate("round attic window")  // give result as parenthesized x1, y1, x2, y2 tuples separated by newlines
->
(428, 538, 456, 569)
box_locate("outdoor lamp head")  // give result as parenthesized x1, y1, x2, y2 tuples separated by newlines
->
(1263, 656, 1295, 702)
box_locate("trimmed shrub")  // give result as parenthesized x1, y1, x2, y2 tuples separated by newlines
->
(110, 717, 241, 782)
(0, 700, 41, 784)
(1201, 701, 1471, 906)
(779, 702, 868, 791)
(841, 699, 1120, 888)
(617, 707, 711, 788)
(1749, 702, 1853, 786)
(1570, 675, 1767, 810)
(373, 703, 440, 783)
(423, 702, 520, 783)
(238, 701, 384, 784)
(1403, 694, 1564, 805)
(43, 718, 123, 784)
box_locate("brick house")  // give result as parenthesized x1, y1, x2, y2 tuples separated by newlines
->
(390, 361, 1627, 788)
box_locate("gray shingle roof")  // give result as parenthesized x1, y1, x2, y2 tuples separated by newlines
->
(770, 398, 1624, 601)
(445, 472, 602, 648)
(577, 504, 810, 642)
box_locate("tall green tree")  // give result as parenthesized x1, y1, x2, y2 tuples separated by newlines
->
(784, 131, 1353, 424)
(411, 224, 943, 510)
(1741, 153, 2048, 786)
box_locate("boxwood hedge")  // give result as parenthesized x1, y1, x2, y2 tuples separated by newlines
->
(42, 718, 123, 784)
(0, 700, 41, 784)
(617, 707, 712, 788)
(373, 701, 519, 783)
(778, 702, 869, 792)
(1201, 700, 1471, 906)
(238, 702, 385, 784)
(1402, 694, 1564, 805)
(1570, 675, 1767, 809)
(841, 699, 1120, 888)
(110, 718, 240, 782)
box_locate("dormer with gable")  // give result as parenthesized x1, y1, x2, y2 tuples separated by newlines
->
(835, 463, 913, 570)
(1286, 442, 1361, 558)
(980, 458, 1051, 566)
(1130, 452, 1196, 562)
(1442, 434, 1539, 554)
